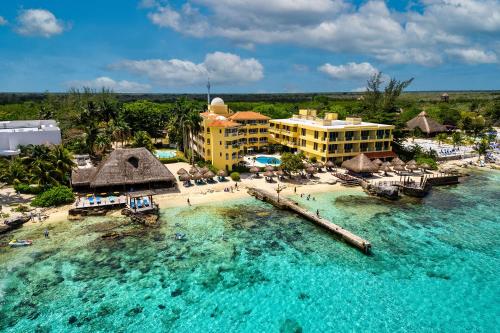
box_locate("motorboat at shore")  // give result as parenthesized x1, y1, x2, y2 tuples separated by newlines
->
(8, 239, 33, 247)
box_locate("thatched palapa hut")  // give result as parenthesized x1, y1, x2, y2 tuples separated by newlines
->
(341, 153, 379, 174)
(71, 148, 176, 192)
(406, 111, 447, 135)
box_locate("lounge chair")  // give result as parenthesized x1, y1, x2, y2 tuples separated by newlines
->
(130, 200, 136, 209)
(96, 196, 102, 205)
(137, 199, 143, 208)
(143, 197, 150, 207)
(89, 197, 95, 205)
(109, 196, 115, 203)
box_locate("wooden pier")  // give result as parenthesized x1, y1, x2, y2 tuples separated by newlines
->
(247, 187, 372, 254)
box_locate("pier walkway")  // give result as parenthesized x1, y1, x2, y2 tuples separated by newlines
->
(247, 187, 371, 254)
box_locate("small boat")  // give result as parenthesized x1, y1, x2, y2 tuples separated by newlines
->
(174, 232, 186, 241)
(8, 239, 33, 247)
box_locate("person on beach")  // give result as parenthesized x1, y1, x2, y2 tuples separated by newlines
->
(235, 183, 238, 190)
(44, 229, 49, 238)
(316, 209, 320, 217)
(294, 187, 297, 194)
(187, 198, 191, 206)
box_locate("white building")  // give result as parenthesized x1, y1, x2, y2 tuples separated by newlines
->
(0, 120, 62, 156)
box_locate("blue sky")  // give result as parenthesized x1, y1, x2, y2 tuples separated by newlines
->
(0, 0, 499, 93)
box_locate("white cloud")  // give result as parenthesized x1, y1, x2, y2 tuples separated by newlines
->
(111, 51, 264, 86)
(0, 16, 7, 26)
(319, 62, 378, 80)
(67, 77, 152, 92)
(15, 9, 66, 37)
(446, 48, 498, 64)
(143, 0, 500, 67)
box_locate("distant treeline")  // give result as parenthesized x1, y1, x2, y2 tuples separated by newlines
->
(1, 90, 499, 105)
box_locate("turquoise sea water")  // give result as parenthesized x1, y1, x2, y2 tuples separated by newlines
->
(0, 170, 499, 332)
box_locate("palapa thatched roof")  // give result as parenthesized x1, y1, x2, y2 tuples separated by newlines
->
(373, 158, 383, 166)
(217, 170, 227, 177)
(380, 165, 392, 172)
(264, 165, 275, 171)
(71, 148, 175, 188)
(407, 159, 417, 166)
(189, 166, 199, 175)
(199, 166, 209, 174)
(179, 174, 191, 181)
(391, 157, 405, 166)
(276, 170, 284, 176)
(325, 160, 335, 167)
(250, 167, 260, 173)
(306, 166, 316, 174)
(341, 153, 379, 173)
(177, 168, 188, 175)
(406, 111, 447, 134)
(393, 165, 405, 171)
(203, 171, 215, 178)
(263, 171, 275, 177)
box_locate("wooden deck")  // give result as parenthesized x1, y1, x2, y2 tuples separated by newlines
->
(247, 187, 372, 254)
(74, 195, 127, 209)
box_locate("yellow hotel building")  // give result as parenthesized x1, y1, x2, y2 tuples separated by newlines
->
(189, 98, 270, 171)
(269, 109, 394, 163)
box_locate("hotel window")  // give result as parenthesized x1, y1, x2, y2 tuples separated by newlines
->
(361, 131, 369, 140)
(207, 139, 210, 144)
(328, 144, 337, 153)
(313, 142, 318, 150)
(301, 128, 306, 136)
(207, 128, 210, 133)
(360, 143, 368, 151)
(260, 128, 267, 133)
(314, 131, 319, 139)
(329, 132, 339, 141)
(301, 139, 306, 147)
(344, 143, 353, 152)
(376, 130, 384, 138)
(345, 131, 354, 141)
(376, 142, 383, 150)
(226, 153, 229, 160)
(207, 149, 211, 155)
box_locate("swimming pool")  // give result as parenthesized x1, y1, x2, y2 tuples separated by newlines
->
(255, 156, 281, 165)
(155, 150, 177, 159)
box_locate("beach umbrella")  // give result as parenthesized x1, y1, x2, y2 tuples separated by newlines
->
(381, 161, 391, 167)
(199, 166, 210, 174)
(407, 160, 417, 167)
(380, 165, 392, 173)
(306, 166, 317, 174)
(393, 165, 405, 172)
(325, 160, 335, 168)
(373, 158, 383, 166)
(264, 165, 275, 172)
(192, 172, 203, 180)
(217, 170, 227, 177)
(177, 168, 188, 175)
(179, 174, 191, 181)
(203, 171, 215, 179)
(275, 170, 284, 176)
(341, 154, 379, 173)
(250, 166, 260, 173)
(391, 157, 405, 166)
(420, 163, 430, 170)
(406, 163, 418, 171)
(263, 171, 275, 178)
(189, 166, 199, 175)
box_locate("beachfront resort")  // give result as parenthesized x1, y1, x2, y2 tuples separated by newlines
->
(0, 92, 499, 332)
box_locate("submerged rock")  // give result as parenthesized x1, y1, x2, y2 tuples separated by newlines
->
(280, 319, 303, 333)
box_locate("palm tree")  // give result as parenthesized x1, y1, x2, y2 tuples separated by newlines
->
(473, 138, 490, 161)
(132, 131, 155, 152)
(49, 145, 76, 184)
(94, 133, 112, 157)
(435, 133, 448, 146)
(169, 98, 203, 154)
(29, 158, 60, 188)
(451, 131, 463, 148)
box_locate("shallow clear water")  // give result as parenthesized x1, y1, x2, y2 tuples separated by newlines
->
(155, 150, 177, 159)
(0, 171, 498, 332)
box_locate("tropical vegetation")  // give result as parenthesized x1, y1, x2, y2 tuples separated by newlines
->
(31, 185, 75, 207)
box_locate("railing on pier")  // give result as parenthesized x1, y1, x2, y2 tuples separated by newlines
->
(247, 187, 372, 254)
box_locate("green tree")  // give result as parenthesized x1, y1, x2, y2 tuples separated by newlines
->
(132, 131, 155, 152)
(280, 152, 304, 176)
(435, 133, 448, 146)
(121, 100, 168, 138)
(473, 138, 490, 161)
(168, 98, 203, 154)
(451, 131, 463, 148)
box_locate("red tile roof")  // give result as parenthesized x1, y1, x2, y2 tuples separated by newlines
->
(207, 120, 241, 128)
(229, 111, 270, 121)
(364, 151, 397, 159)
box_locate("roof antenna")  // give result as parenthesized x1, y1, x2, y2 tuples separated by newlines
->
(206, 77, 211, 105)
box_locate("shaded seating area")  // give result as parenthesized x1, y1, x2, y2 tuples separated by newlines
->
(71, 148, 176, 193)
(127, 190, 157, 213)
(341, 153, 379, 177)
(406, 111, 447, 136)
